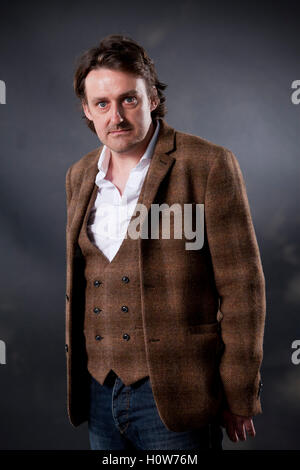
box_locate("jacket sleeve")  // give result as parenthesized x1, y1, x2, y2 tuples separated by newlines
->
(204, 147, 266, 417)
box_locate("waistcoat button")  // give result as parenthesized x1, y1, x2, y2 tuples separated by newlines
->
(122, 276, 129, 283)
(94, 280, 102, 287)
(94, 307, 101, 314)
(123, 333, 130, 341)
(121, 305, 129, 312)
(95, 335, 103, 341)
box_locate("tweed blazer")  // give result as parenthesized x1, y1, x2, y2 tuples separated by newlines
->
(65, 118, 266, 431)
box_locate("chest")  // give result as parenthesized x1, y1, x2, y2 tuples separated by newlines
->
(105, 167, 131, 197)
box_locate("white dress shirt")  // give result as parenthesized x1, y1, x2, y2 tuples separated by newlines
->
(87, 119, 160, 262)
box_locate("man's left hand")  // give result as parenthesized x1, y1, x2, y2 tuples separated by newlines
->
(220, 409, 256, 442)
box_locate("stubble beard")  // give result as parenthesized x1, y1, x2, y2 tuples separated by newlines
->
(104, 128, 146, 155)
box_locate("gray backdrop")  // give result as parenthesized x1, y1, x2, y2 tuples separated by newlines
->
(0, 0, 299, 450)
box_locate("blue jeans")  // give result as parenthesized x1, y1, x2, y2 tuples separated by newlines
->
(88, 371, 223, 450)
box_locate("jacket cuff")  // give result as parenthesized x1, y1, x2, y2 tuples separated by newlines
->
(222, 376, 263, 417)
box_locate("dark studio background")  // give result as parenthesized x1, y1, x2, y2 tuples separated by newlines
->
(0, 0, 299, 450)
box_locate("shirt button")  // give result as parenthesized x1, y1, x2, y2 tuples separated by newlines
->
(94, 307, 101, 314)
(123, 334, 130, 341)
(122, 276, 129, 283)
(121, 305, 129, 312)
(94, 280, 102, 287)
(95, 335, 103, 341)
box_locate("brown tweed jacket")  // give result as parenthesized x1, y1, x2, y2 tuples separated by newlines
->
(65, 118, 266, 430)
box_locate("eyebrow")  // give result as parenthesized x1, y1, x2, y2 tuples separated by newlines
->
(91, 89, 139, 103)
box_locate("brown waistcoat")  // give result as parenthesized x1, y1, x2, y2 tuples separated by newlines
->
(78, 183, 149, 386)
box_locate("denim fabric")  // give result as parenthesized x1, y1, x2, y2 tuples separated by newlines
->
(88, 371, 223, 450)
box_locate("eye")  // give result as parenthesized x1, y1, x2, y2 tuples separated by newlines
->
(97, 101, 107, 108)
(124, 96, 137, 104)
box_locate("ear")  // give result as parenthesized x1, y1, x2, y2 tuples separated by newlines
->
(82, 99, 93, 121)
(149, 86, 160, 112)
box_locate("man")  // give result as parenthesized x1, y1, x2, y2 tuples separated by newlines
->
(65, 34, 266, 450)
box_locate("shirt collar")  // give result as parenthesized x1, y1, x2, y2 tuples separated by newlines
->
(96, 119, 160, 184)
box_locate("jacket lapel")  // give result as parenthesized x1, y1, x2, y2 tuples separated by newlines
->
(68, 156, 99, 249)
(138, 119, 176, 214)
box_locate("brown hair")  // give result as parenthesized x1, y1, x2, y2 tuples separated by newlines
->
(73, 34, 167, 134)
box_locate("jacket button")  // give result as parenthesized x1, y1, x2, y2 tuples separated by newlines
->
(123, 333, 130, 341)
(65, 344, 68, 352)
(93, 307, 101, 314)
(122, 276, 129, 283)
(121, 305, 129, 312)
(94, 280, 102, 287)
(95, 335, 103, 341)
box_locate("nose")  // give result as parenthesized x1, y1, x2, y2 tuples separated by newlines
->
(110, 102, 124, 126)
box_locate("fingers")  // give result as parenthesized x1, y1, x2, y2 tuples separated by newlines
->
(224, 414, 256, 442)
(235, 422, 246, 441)
(244, 418, 256, 438)
(226, 421, 239, 442)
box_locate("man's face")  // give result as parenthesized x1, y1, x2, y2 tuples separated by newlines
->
(82, 67, 159, 154)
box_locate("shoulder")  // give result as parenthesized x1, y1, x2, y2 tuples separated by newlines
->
(173, 126, 235, 168)
(66, 145, 102, 180)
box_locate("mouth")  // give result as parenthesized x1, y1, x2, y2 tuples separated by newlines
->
(109, 129, 132, 135)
